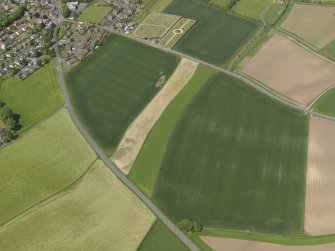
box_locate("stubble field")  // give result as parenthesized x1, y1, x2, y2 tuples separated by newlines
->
(242, 34, 335, 106)
(281, 4, 335, 48)
(153, 72, 308, 235)
(66, 34, 179, 155)
(305, 116, 335, 236)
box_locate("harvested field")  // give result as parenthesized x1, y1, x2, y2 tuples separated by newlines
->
(0, 160, 155, 250)
(164, 0, 259, 66)
(242, 34, 335, 106)
(133, 13, 180, 38)
(66, 34, 179, 155)
(160, 17, 196, 48)
(305, 116, 335, 235)
(153, 72, 308, 235)
(201, 236, 335, 251)
(281, 4, 335, 48)
(0, 109, 96, 225)
(112, 58, 198, 174)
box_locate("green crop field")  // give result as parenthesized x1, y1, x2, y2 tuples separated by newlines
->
(0, 109, 96, 225)
(163, 0, 259, 66)
(312, 86, 335, 117)
(263, 2, 287, 26)
(232, 0, 273, 21)
(138, 220, 189, 251)
(320, 39, 335, 62)
(0, 160, 155, 250)
(153, 73, 308, 235)
(0, 61, 64, 131)
(78, 5, 113, 24)
(129, 65, 215, 197)
(66, 34, 179, 155)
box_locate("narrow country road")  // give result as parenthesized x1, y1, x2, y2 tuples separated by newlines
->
(52, 28, 200, 251)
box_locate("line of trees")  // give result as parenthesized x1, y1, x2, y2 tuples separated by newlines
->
(177, 219, 203, 233)
(0, 5, 25, 28)
(0, 102, 21, 143)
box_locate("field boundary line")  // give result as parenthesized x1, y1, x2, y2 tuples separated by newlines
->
(53, 22, 200, 251)
(164, 19, 190, 47)
(307, 84, 335, 110)
(0, 157, 98, 228)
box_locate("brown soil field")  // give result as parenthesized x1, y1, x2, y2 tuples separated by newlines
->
(201, 236, 335, 251)
(305, 116, 335, 235)
(281, 4, 335, 48)
(112, 58, 198, 174)
(242, 34, 335, 106)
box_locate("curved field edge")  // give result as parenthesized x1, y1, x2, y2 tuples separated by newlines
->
(137, 220, 189, 251)
(0, 61, 64, 132)
(0, 160, 155, 250)
(311, 86, 335, 117)
(0, 109, 96, 225)
(153, 72, 308, 235)
(129, 64, 216, 197)
(112, 58, 198, 174)
(65, 34, 180, 155)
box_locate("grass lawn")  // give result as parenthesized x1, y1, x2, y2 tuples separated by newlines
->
(312, 86, 335, 117)
(138, 220, 189, 251)
(320, 39, 335, 62)
(66, 34, 179, 155)
(263, 2, 287, 26)
(0, 61, 64, 131)
(0, 109, 96, 225)
(78, 5, 113, 24)
(153, 72, 308, 235)
(0, 160, 155, 250)
(232, 0, 273, 21)
(129, 64, 215, 197)
(135, 0, 172, 23)
(163, 0, 259, 66)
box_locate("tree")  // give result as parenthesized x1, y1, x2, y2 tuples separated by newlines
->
(42, 55, 51, 64)
(0, 106, 13, 120)
(4, 117, 16, 130)
(62, 4, 70, 18)
(2, 130, 14, 143)
(177, 219, 203, 233)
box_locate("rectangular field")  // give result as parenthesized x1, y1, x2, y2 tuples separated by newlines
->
(0, 61, 64, 131)
(0, 160, 155, 250)
(153, 72, 308, 235)
(0, 109, 96, 225)
(134, 13, 180, 38)
(78, 5, 113, 24)
(163, 0, 259, 66)
(160, 17, 196, 48)
(281, 4, 335, 48)
(232, 0, 273, 21)
(242, 34, 335, 106)
(66, 34, 179, 155)
(305, 116, 335, 235)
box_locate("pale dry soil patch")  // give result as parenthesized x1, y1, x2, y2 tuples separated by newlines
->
(305, 116, 335, 236)
(281, 4, 335, 48)
(0, 160, 155, 250)
(242, 34, 335, 106)
(201, 236, 335, 251)
(112, 58, 198, 174)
